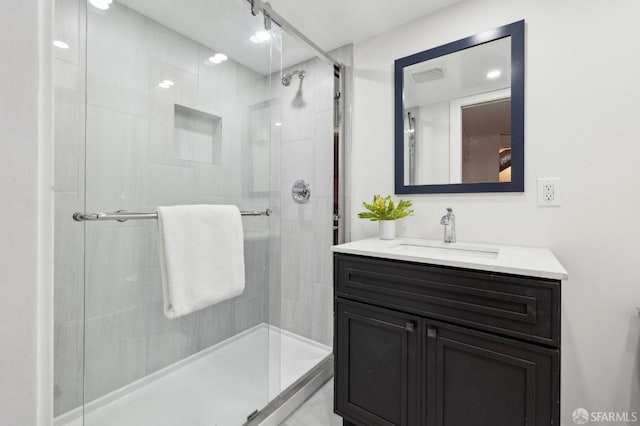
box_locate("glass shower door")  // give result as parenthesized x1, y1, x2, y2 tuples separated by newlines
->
(79, 1, 282, 424)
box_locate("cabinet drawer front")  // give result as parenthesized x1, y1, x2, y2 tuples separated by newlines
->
(335, 254, 560, 346)
(335, 300, 421, 426)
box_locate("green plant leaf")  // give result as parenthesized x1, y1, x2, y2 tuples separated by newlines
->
(357, 195, 414, 221)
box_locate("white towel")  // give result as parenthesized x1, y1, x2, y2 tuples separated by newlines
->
(157, 204, 245, 319)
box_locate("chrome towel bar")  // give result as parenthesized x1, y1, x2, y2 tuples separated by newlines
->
(73, 209, 272, 222)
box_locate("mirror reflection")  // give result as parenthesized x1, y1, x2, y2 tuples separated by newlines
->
(402, 37, 511, 186)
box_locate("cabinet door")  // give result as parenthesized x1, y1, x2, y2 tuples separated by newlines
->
(335, 299, 421, 426)
(423, 321, 559, 426)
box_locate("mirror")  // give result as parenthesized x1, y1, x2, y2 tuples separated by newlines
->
(394, 21, 524, 194)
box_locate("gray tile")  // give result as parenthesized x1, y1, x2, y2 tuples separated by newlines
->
(313, 60, 335, 114)
(309, 282, 333, 346)
(84, 335, 148, 402)
(54, 192, 84, 327)
(54, 322, 83, 416)
(143, 299, 233, 374)
(143, 300, 194, 340)
(244, 238, 269, 298)
(280, 221, 315, 304)
(193, 299, 236, 351)
(86, 2, 149, 116)
(235, 295, 266, 333)
(53, 0, 81, 64)
(148, 21, 199, 75)
(146, 163, 198, 208)
(84, 224, 151, 318)
(54, 99, 82, 192)
(197, 47, 239, 114)
(312, 195, 335, 287)
(54, 58, 83, 105)
(280, 378, 342, 426)
(330, 44, 354, 68)
(84, 306, 146, 352)
(147, 60, 200, 166)
(281, 299, 310, 338)
(312, 109, 334, 198)
(85, 106, 149, 212)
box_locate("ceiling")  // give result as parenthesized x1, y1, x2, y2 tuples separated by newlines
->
(463, 99, 511, 143)
(117, 0, 316, 75)
(114, 0, 463, 75)
(267, 0, 465, 52)
(403, 37, 511, 109)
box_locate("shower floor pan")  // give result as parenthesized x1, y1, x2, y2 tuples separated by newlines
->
(55, 324, 331, 426)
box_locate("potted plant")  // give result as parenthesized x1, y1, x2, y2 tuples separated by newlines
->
(358, 195, 414, 240)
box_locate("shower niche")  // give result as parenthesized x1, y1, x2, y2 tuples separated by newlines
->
(173, 104, 222, 165)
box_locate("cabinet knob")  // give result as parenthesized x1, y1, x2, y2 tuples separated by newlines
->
(405, 321, 416, 332)
(427, 327, 437, 338)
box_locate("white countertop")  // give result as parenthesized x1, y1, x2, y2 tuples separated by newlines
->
(332, 238, 568, 280)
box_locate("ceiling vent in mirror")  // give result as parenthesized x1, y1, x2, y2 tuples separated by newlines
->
(411, 67, 445, 83)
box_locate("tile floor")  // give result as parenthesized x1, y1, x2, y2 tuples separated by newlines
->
(281, 378, 342, 425)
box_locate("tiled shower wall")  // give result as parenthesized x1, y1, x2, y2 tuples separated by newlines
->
(53, 0, 275, 416)
(273, 45, 353, 346)
(53, 0, 86, 415)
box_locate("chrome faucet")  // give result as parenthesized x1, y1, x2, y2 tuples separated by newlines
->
(440, 208, 456, 243)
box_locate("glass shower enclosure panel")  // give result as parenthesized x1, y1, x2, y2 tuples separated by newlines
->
(79, 0, 282, 424)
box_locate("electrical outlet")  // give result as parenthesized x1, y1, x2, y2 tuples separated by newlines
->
(537, 178, 560, 206)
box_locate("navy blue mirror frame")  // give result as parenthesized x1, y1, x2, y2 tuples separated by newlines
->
(394, 20, 525, 194)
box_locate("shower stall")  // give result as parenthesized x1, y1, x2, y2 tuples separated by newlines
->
(52, 0, 349, 424)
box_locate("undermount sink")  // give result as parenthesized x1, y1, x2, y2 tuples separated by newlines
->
(389, 241, 500, 260)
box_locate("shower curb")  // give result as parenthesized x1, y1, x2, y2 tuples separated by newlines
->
(245, 354, 334, 426)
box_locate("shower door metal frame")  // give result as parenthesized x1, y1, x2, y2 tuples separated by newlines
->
(246, 0, 341, 69)
(240, 2, 349, 424)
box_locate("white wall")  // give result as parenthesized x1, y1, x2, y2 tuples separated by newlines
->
(0, 0, 53, 425)
(351, 0, 640, 423)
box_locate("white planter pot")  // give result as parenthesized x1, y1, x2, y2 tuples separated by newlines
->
(378, 220, 396, 240)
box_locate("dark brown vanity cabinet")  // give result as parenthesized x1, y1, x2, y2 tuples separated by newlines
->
(334, 254, 560, 426)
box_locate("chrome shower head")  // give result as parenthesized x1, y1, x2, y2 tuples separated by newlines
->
(282, 70, 306, 86)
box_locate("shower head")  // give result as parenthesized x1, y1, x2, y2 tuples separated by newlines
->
(282, 70, 306, 86)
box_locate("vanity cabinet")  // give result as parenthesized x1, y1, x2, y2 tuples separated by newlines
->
(334, 253, 561, 426)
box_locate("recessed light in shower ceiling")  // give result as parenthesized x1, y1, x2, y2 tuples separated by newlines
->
(89, 0, 113, 10)
(250, 31, 271, 43)
(208, 53, 228, 64)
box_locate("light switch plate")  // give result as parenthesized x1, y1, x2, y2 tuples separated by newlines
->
(537, 178, 560, 207)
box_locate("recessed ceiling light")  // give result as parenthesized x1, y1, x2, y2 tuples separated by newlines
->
(158, 80, 174, 89)
(486, 69, 501, 79)
(274, 122, 282, 127)
(89, 0, 113, 10)
(53, 40, 70, 49)
(250, 31, 271, 43)
(208, 53, 228, 64)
